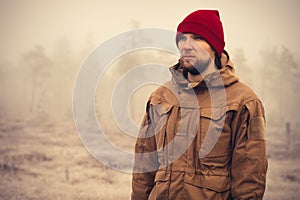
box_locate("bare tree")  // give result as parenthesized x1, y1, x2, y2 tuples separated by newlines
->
(22, 45, 53, 117)
(260, 45, 299, 126)
(233, 48, 253, 86)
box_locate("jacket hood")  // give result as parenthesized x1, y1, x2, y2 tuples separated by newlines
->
(170, 52, 239, 89)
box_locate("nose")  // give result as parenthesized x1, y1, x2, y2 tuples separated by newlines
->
(180, 38, 193, 51)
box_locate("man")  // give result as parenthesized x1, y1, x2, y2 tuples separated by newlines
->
(131, 10, 267, 200)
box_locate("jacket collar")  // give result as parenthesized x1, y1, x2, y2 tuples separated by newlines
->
(170, 52, 239, 89)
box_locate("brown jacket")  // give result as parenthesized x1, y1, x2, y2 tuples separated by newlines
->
(131, 55, 267, 200)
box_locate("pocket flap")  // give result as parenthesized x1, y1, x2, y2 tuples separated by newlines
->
(152, 103, 173, 117)
(185, 173, 230, 192)
(201, 103, 240, 120)
(201, 107, 226, 121)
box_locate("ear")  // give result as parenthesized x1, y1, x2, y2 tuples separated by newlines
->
(220, 50, 229, 68)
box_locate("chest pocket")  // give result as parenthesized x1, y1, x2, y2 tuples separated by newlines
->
(151, 103, 174, 167)
(199, 107, 234, 159)
(151, 103, 174, 143)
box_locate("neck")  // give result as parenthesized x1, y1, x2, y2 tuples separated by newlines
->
(202, 62, 218, 77)
(186, 62, 218, 83)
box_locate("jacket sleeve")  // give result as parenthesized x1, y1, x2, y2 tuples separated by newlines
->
(230, 99, 268, 200)
(131, 101, 159, 200)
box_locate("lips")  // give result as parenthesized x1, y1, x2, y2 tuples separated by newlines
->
(182, 55, 195, 60)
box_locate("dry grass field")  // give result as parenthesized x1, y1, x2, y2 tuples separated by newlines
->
(0, 116, 132, 200)
(264, 127, 300, 200)
(0, 115, 299, 199)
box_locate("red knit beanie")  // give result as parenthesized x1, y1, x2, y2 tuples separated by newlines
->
(176, 10, 225, 56)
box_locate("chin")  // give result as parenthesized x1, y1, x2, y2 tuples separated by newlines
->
(182, 60, 194, 69)
(181, 61, 200, 75)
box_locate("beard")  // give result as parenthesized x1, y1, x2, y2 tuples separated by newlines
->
(180, 57, 211, 75)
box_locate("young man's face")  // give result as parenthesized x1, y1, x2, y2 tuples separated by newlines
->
(177, 33, 216, 75)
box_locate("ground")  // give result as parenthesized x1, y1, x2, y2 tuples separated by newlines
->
(0, 116, 299, 199)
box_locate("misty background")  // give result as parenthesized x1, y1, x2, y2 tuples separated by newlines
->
(0, 0, 300, 199)
(1, 0, 299, 128)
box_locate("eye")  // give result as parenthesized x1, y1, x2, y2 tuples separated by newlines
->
(193, 35, 203, 41)
(177, 34, 186, 41)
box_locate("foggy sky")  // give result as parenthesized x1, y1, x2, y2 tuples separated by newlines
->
(0, 0, 299, 65)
